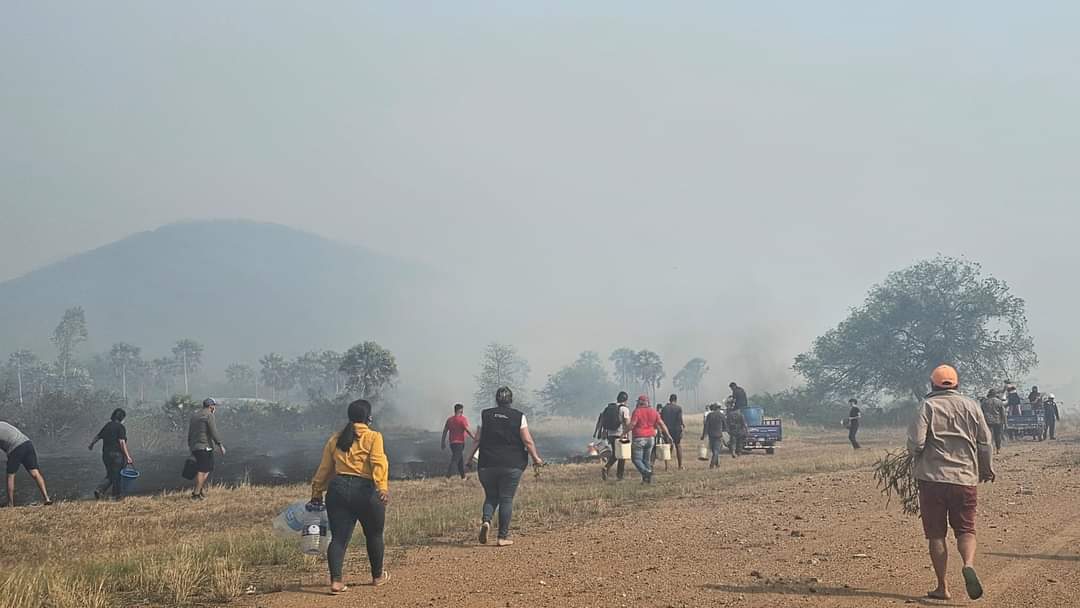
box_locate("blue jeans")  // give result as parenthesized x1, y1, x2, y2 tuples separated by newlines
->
(326, 475, 385, 581)
(631, 437, 654, 478)
(479, 467, 523, 539)
(708, 437, 725, 467)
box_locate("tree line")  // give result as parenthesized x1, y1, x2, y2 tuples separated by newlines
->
(3, 255, 1037, 435)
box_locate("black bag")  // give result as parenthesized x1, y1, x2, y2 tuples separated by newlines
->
(181, 457, 197, 480)
(601, 403, 622, 432)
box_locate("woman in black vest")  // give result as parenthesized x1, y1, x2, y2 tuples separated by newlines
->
(467, 386, 544, 546)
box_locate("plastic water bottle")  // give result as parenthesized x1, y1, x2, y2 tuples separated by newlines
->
(301, 520, 324, 556)
(300, 502, 327, 556)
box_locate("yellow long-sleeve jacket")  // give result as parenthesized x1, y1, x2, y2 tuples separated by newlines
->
(311, 423, 389, 499)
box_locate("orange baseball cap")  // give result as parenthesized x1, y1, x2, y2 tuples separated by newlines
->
(930, 365, 959, 388)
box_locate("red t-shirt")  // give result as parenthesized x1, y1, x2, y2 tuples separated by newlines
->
(445, 415, 470, 444)
(630, 407, 661, 439)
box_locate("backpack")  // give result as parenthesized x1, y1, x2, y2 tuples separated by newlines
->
(601, 403, 623, 431)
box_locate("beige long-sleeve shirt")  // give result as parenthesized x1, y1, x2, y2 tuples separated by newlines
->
(907, 390, 992, 486)
(187, 408, 223, 452)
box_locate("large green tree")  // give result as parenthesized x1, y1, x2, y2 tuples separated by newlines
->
(474, 342, 530, 411)
(794, 256, 1036, 401)
(673, 357, 709, 408)
(339, 342, 398, 400)
(539, 351, 618, 416)
(51, 306, 88, 387)
(171, 339, 204, 395)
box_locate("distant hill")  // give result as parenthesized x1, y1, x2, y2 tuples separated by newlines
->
(0, 220, 446, 368)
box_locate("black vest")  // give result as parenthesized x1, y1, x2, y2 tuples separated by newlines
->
(478, 406, 528, 470)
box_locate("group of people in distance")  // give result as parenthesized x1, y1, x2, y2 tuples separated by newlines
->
(977, 383, 1062, 454)
(2, 397, 227, 508)
(592, 381, 751, 481)
(593, 391, 673, 483)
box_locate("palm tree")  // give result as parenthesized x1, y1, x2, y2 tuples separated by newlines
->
(108, 342, 142, 402)
(171, 339, 204, 394)
(673, 357, 710, 409)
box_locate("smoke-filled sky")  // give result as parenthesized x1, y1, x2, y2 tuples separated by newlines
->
(4, 2, 1080, 400)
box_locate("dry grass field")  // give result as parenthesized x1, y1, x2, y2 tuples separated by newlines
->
(1, 426, 890, 608)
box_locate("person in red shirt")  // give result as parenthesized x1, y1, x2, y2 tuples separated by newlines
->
(629, 395, 672, 484)
(442, 403, 475, 479)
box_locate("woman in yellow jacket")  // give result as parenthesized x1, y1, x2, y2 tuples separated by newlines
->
(309, 399, 390, 593)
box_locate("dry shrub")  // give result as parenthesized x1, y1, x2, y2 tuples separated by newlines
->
(134, 544, 209, 605)
(210, 556, 245, 602)
(0, 568, 107, 608)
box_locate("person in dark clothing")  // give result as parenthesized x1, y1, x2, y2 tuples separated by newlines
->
(1028, 386, 1041, 406)
(980, 389, 1007, 454)
(187, 397, 226, 500)
(729, 382, 748, 410)
(1042, 394, 1061, 440)
(846, 398, 862, 449)
(594, 392, 631, 481)
(468, 387, 544, 546)
(88, 408, 134, 500)
(441, 403, 475, 479)
(1005, 385, 1022, 414)
(725, 403, 748, 457)
(659, 394, 685, 470)
(701, 403, 727, 468)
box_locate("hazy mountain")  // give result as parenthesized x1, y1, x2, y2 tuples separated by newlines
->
(0, 220, 448, 370)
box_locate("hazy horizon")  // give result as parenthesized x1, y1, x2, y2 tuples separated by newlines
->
(4, 3, 1080, 405)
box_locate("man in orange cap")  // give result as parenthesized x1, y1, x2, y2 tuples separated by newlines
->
(907, 364, 995, 601)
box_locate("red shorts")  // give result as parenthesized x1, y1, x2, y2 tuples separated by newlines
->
(918, 480, 977, 539)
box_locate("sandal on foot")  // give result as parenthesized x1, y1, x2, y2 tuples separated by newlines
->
(329, 585, 348, 595)
(962, 566, 983, 600)
(373, 571, 391, 587)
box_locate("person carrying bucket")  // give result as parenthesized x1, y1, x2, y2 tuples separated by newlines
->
(89, 408, 134, 500)
(660, 394, 685, 470)
(701, 403, 727, 468)
(595, 392, 631, 481)
(629, 395, 673, 484)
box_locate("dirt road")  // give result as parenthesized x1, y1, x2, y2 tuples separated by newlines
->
(246, 435, 1080, 608)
